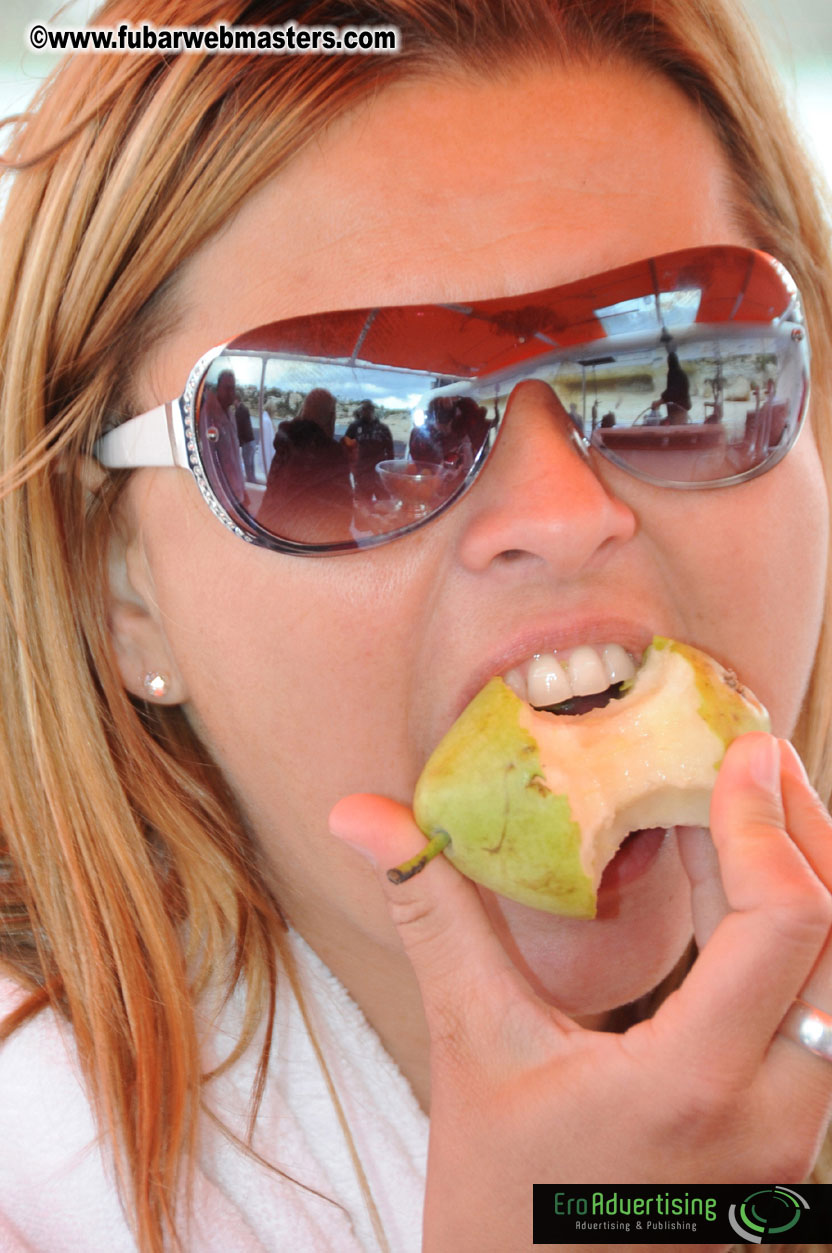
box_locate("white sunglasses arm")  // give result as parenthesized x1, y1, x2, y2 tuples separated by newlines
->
(94, 402, 190, 469)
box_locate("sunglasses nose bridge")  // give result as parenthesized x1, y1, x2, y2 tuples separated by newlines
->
(454, 376, 636, 575)
(489, 376, 591, 468)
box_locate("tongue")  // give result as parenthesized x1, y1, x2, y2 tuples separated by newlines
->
(598, 827, 667, 892)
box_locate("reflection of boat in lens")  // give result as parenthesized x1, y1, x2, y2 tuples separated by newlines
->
(594, 424, 724, 451)
(376, 459, 444, 507)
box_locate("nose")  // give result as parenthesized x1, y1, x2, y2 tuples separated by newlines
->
(455, 381, 637, 577)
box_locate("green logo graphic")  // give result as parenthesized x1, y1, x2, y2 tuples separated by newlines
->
(728, 1186, 809, 1244)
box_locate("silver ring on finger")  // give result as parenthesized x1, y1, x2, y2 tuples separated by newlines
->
(779, 998, 832, 1062)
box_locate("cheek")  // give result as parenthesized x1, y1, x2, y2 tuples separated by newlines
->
(648, 437, 828, 735)
(143, 489, 430, 830)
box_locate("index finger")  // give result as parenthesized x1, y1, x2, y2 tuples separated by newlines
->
(676, 823, 729, 951)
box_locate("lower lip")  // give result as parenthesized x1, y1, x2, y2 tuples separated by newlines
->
(597, 826, 669, 898)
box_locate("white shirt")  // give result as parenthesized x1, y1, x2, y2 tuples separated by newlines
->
(0, 933, 428, 1251)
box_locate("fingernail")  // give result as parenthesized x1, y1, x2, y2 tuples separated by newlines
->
(333, 836, 378, 865)
(328, 824, 378, 865)
(328, 805, 378, 865)
(749, 735, 781, 796)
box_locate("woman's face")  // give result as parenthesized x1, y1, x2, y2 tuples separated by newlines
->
(118, 64, 828, 1023)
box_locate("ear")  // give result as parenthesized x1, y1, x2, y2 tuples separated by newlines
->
(100, 470, 189, 706)
(107, 533, 189, 705)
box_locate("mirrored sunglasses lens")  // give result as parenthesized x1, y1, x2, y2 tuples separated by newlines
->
(189, 247, 807, 548)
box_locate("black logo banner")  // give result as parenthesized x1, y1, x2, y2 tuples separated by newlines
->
(533, 1183, 832, 1244)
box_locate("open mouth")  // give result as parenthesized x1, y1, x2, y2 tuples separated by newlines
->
(503, 642, 672, 899)
(409, 636, 766, 919)
(500, 641, 668, 899)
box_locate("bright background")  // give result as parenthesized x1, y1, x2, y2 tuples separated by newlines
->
(0, 0, 830, 199)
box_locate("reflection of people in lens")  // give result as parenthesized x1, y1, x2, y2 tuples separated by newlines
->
(235, 389, 257, 482)
(199, 369, 248, 507)
(295, 387, 338, 436)
(258, 387, 353, 542)
(409, 396, 485, 470)
(341, 400, 394, 501)
(660, 350, 692, 424)
(454, 397, 490, 459)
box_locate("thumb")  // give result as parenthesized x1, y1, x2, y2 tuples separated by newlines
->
(707, 731, 791, 909)
(328, 793, 532, 1043)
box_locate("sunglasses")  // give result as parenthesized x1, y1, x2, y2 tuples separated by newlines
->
(95, 245, 810, 555)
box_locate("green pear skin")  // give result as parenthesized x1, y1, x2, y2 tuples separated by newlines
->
(402, 638, 770, 918)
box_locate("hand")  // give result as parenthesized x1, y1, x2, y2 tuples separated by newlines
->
(329, 735, 832, 1253)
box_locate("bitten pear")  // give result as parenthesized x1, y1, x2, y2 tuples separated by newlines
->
(391, 638, 770, 917)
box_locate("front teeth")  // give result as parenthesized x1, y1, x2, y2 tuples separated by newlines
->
(565, 644, 610, 697)
(526, 653, 572, 705)
(505, 642, 637, 707)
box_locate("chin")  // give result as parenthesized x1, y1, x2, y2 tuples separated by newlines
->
(478, 830, 695, 1020)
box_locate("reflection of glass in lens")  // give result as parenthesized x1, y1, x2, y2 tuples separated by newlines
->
(377, 459, 442, 502)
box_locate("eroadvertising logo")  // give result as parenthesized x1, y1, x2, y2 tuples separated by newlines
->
(532, 1183, 832, 1244)
(728, 1186, 809, 1244)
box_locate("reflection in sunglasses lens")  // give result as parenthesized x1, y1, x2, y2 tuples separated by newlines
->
(195, 325, 801, 545)
(188, 247, 806, 549)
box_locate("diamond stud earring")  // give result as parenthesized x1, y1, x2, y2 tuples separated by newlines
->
(143, 672, 169, 700)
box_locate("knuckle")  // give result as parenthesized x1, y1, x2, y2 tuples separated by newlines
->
(426, 981, 485, 1067)
(428, 1005, 473, 1066)
(382, 886, 471, 1049)
(779, 1149, 816, 1185)
(757, 1129, 816, 1184)
(661, 1076, 739, 1146)
(662, 1077, 816, 1179)
(767, 888, 832, 950)
(385, 884, 438, 934)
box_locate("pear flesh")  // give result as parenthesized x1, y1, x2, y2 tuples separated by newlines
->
(402, 638, 770, 918)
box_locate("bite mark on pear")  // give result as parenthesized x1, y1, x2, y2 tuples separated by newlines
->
(390, 638, 770, 918)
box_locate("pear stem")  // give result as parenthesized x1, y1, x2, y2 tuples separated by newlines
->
(387, 830, 451, 884)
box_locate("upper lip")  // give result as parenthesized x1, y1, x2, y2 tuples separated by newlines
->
(449, 614, 662, 725)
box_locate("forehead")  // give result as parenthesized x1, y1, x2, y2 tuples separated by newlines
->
(142, 62, 743, 407)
